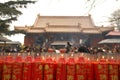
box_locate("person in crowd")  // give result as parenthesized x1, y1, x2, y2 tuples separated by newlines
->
(78, 45, 91, 53)
(65, 41, 72, 53)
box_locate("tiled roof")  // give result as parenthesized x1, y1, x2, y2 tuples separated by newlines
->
(98, 39, 120, 44)
(45, 25, 81, 33)
(106, 31, 120, 36)
(33, 14, 95, 29)
(98, 27, 114, 32)
(14, 14, 112, 34)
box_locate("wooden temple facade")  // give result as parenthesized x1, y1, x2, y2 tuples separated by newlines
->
(15, 14, 114, 47)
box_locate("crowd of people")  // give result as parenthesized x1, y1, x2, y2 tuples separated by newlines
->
(0, 42, 120, 56)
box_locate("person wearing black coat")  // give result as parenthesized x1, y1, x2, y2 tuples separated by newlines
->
(78, 45, 90, 53)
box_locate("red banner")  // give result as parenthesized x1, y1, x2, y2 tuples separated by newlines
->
(108, 63, 119, 80)
(12, 62, 23, 80)
(56, 57, 66, 80)
(12, 56, 23, 80)
(44, 63, 55, 80)
(44, 57, 55, 80)
(0, 57, 3, 80)
(76, 63, 87, 80)
(119, 63, 120, 80)
(2, 56, 13, 80)
(32, 56, 44, 80)
(66, 57, 76, 80)
(86, 62, 94, 80)
(22, 56, 32, 80)
(2, 62, 13, 80)
(94, 62, 108, 80)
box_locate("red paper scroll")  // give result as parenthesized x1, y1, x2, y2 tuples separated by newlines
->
(44, 57, 55, 80)
(118, 61, 120, 80)
(56, 56, 66, 80)
(12, 56, 23, 80)
(86, 60, 94, 80)
(0, 56, 3, 80)
(66, 57, 76, 80)
(108, 58, 118, 80)
(22, 56, 32, 80)
(2, 55, 13, 80)
(76, 63, 86, 80)
(108, 63, 118, 80)
(94, 62, 108, 80)
(75, 57, 87, 80)
(32, 56, 44, 80)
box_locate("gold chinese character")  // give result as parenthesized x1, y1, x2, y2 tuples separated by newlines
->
(98, 64, 102, 69)
(45, 65, 49, 70)
(4, 74, 11, 80)
(67, 75, 74, 80)
(47, 74, 53, 80)
(23, 67, 28, 72)
(109, 65, 113, 70)
(12, 75, 16, 80)
(76, 64, 79, 70)
(3, 65, 7, 73)
(39, 65, 43, 70)
(78, 75, 84, 80)
(100, 74, 107, 80)
(111, 75, 118, 80)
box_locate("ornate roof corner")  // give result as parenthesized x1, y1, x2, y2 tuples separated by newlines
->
(33, 14, 40, 27)
(88, 14, 91, 17)
(37, 14, 40, 17)
(98, 26, 114, 32)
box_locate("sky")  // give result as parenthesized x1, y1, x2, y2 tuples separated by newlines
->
(1, 0, 120, 44)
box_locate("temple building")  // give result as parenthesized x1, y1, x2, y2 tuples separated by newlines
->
(15, 14, 114, 47)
